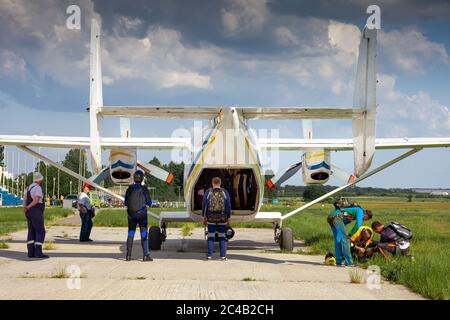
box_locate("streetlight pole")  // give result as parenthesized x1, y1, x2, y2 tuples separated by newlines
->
(70, 180, 72, 195)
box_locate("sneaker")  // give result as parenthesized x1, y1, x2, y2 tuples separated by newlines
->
(143, 255, 153, 262)
(87, 239, 94, 242)
(206, 256, 212, 261)
(220, 257, 227, 261)
(126, 255, 132, 261)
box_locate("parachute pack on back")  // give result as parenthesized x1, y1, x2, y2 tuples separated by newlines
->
(127, 186, 146, 214)
(388, 222, 413, 240)
(206, 188, 227, 223)
(337, 198, 360, 209)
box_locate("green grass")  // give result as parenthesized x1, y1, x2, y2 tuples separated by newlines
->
(0, 207, 72, 236)
(0, 241, 10, 249)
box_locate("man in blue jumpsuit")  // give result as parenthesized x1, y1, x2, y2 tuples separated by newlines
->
(124, 170, 153, 262)
(202, 177, 231, 260)
(327, 203, 372, 266)
(22, 172, 48, 259)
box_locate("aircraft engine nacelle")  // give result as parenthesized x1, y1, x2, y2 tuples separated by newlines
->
(302, 149, 331, 185)
(109, 148, 137, 184)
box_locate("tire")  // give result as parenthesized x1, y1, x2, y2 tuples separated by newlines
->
(280, 227, 294, 251)
(149, 226, 162, 251)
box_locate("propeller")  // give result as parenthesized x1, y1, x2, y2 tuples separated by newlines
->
(137, 161, 174, 184)
(266, 161, 302, 189)
(82, 166, 110, 189)
(331, 165, 356, 184)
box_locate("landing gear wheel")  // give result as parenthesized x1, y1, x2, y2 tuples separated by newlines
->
(280, 227, 294, 251)
(149, 226, 162, 251)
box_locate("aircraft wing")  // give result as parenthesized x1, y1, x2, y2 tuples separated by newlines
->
(99, 106, 220, 119)
(258, 137, 450, 151)
(239, 107, 362, 120)
(0, 135, 191, 150)
(98, 106, 362, 120)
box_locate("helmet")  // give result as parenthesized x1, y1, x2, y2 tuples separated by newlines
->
(133, 170, 144, 183)
(225, 226, 235, 240)
(324, 252, 336, 266)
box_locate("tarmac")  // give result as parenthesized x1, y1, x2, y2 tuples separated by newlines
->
(0, 214, 423, 300)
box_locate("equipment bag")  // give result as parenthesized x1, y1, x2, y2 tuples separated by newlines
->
(127, 186, 147, 215)
(206, 188, 227, 223)
(388, 222, 413, 240)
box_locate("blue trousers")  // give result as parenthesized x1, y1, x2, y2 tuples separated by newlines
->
(207, 223, 227, 258)
(79, 212, 93, 241)
(127, 212, 148, 256)
(26, 205, 46, 257)
(328, 216, 353, 265)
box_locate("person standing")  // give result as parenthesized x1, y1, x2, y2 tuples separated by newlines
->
(124, 170, 153, 262)
(22, 172, 48, 259)
(78, 184, 95, 242)
(202, 177, 231, 260)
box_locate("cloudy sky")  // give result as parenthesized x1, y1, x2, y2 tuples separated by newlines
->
(0, 0, 449, 188)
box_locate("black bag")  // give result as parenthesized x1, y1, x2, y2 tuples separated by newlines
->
(127, 186, 147, 214)
(388, 222, 413, 240)
(206, 189, 227, 223)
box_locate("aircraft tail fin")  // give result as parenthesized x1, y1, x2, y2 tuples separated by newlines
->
(352, 27, 377, 177)
(89, 19, 103, 173)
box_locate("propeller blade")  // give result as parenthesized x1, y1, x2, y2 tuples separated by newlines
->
(83, 167, 110, 189)
(266, 162, 302, 189)
(331, 165, 356, 184)
(137, 161, 174, 184)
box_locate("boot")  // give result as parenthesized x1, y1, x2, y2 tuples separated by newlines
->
(126, 236, 134, 261)
(141, 238, 152, 261)
(27, 243, 35, 258)
(143, 255, 153, 262)
(34, 245, 49, 259)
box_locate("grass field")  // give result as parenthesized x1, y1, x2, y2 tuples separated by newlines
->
(0, 207, 72, 236)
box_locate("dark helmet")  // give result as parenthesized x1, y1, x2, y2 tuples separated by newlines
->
(133, 170, 144, 183)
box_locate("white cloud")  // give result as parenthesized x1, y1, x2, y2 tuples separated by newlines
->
(378, 74, 450, 136)
(161, 72, 211, 89)
(379, 29, 449, 73)
(221, 0, 269, 36)
(101, 25, 221, 89)
(328, 20, 361, 55)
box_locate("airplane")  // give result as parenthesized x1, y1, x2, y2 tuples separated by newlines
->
(1, 20, 449, 251)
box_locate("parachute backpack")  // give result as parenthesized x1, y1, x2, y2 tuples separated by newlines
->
(389, 222, 413, 240)
(206, 188, 227, 223)
(127, 186, 147, 215)
(336, 198, 360, 209)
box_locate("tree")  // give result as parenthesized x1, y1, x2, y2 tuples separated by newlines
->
(302, 185, 329, 201)
(0, 145, 4, 167)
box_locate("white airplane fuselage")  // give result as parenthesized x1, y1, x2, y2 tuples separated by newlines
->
(182, 108, 265, 222)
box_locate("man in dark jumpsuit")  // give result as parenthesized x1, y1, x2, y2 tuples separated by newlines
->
(124, 170, 153, 262)
(22, 172, 48, 259)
